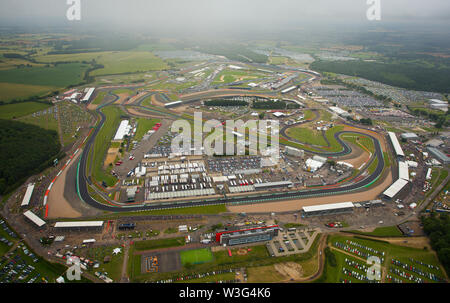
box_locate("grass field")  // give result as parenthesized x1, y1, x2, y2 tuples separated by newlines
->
(0, 83, 57, 102)
(212, 69, 263, 85)
(286, 125, 345, 152)
(345, 226, 403, 237)
(33, 51, 110, 63)
(79, 245, 124, 282)
(91, 91, 107, 105)
(134, 237, 185, 252)
(0, 102, 52, 119)
(91, 105, 123, 186)
(90, 52, 168, 76)
(287, 127, 328, 146)
(135, 118, 161, 141)
(180, 248, 213, 265)
(0, 63, 89, 87)
(18, 106, 59, 132)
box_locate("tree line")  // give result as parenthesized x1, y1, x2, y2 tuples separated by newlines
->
(0, 119, 62, 195)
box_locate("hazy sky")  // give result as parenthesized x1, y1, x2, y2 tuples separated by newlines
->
(1, 0, 449, 33)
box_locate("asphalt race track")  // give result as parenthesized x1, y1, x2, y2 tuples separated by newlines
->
(76, 89, 386, 212)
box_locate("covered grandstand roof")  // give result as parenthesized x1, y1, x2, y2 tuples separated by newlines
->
(383, 179, 409, 199)
(21, 183, 35, 207)
(54, 221, 104, 228)
(23, 210, 46, 227)
(164, 101, 183, 107)
(254, 181, 293, 189)
(388, 132, 405, 157)
(398, 161, 409, 181)
(303, 202, 354, 213)
(82, 87, 95, 102)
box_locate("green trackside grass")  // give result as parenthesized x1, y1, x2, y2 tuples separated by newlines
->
(303, 109, 315, 120)
(134, 237, 185, 252)
(426, 169, 449, 197)
(287, 127, 328, 146)
(91, 105, 124, 186)
(344, 226, 404, 237)
(135, 117, 161, 141)
(367, 156, 379, 174)
(91, 91, 107, 105)
(0, 102, 52, 119)
(112, 88, 135, 95)
(180, 248, 214, 265)
(342, 135, 375, 154)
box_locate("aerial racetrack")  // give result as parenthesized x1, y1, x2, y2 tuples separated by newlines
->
(75, 86, 388, 213)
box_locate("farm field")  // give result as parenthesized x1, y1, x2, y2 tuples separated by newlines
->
(90, 52, 168, 76)
(0, 83, 57, 102)
(0, 63, 89, 87)
(0, 102, 52, 119)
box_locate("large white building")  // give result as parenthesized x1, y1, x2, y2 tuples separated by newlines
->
(113, 120, 131, 141)
(285, 146, 304, 158)
(82, 87, 95, 103)
(388, 132, 405, 158)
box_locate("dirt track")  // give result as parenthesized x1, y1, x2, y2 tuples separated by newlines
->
(47, 152, 82, 219)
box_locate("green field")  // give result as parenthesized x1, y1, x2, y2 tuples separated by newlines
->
(79, 245, 124, 282)
(287, 127, 327, 146)
(134, 237, 185, 252)
(180, 248, 213, 265)
(285, 125, 345, 152)
(0, 63, 89, 87)
(0, 83, 57, 102)
(345, 226, 403, 237)
(135, 118, 161, 141)
(0, 102, 52, 119)
(90, 52, 168, 76)
(91, 91, 107, 105)
(91, 105, 123, 186)
(18, 106, 59, 132)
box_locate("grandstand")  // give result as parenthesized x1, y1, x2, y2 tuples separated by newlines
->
(301, 202, 354, 217)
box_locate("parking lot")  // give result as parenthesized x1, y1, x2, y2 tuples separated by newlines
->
(207, 156, 262, 174)
(267, 227, 320, 257)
